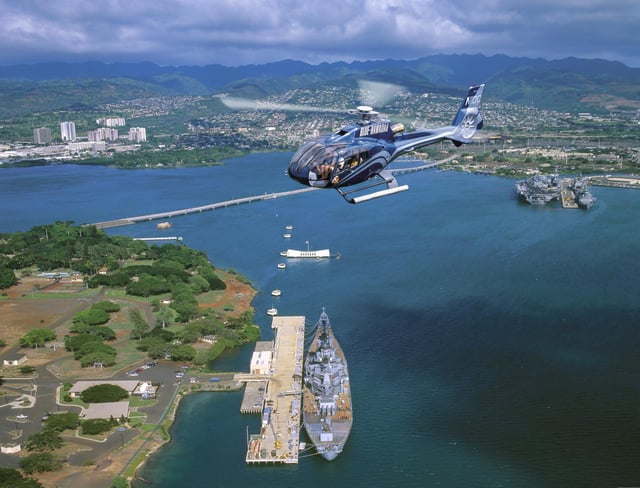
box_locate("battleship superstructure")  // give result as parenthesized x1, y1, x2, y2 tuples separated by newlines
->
(515, 174, 561, 205)
(571, 178, 597, 209)
(303, 309, 352, 461)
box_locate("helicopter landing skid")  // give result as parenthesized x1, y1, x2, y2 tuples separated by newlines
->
(337, 171, 409, 204)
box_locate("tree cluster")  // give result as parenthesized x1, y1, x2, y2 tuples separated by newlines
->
(0, 221, 147, 278)
(136, 310, 258, 364)
(80, 384, 128, 403)
(19, 328, 55, 349)
(18, 412, 80, 477)
(0, 222, 226, 297)
(65, 300, 119, 367)
(81, 417, 122, 435)
(0, 467, 44, 488)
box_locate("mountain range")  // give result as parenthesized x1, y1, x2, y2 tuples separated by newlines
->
(0, 54, 639, 116)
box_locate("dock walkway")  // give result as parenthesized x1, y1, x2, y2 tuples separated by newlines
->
(238, 316, 305, 464)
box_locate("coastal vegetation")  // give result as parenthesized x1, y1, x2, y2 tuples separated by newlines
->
(0, 221, 259, 365)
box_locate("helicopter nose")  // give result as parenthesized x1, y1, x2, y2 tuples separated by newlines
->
(288, 162, 310, 186)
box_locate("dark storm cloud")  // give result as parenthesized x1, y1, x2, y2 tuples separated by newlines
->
(0, 0, 638, 67)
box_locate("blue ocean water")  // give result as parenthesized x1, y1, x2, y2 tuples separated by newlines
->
(2, 154, 640, 487)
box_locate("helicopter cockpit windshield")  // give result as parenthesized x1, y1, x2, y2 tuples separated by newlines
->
(288, 140, 345, 187)
(288, 139, 374, 188)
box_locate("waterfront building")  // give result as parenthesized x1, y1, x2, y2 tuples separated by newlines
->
(68, 141, 106, 152)
(33, 127, 52, 144)
(60, 121, 77, 141)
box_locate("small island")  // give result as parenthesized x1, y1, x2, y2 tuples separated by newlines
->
(0, 221, 258, 488)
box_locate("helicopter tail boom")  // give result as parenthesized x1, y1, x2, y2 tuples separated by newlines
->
(391, 84, 485, 156)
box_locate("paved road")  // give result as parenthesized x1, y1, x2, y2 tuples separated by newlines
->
(0, 358, 184, 469)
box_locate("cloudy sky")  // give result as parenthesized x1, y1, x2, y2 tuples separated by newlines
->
(0, 0, 638, 67)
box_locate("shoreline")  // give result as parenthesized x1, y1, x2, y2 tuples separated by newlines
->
(128, 380, 243, 485)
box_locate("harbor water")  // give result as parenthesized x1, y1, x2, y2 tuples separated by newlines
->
(2, 153, 640, 487)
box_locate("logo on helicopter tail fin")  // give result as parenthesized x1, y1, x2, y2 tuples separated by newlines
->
(463, 84, 484, 109)
(452, 84, 485, 128)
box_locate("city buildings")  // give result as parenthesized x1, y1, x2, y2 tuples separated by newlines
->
(88, 127, 118, 142)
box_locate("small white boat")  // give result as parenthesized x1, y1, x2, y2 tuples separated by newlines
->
(285, 225, 293, 230)
(280, 250, 287, 256)
(283, 233, 292, 238)
(277, 263, 286, 269)
(271, 289, 282, 297)
(267, 307, 278, 316)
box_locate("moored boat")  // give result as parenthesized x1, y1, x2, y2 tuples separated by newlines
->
(303, 308, 352, 461)
(271, 289, 282, 297)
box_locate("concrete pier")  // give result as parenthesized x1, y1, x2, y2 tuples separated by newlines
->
(238, 316, 305, 464)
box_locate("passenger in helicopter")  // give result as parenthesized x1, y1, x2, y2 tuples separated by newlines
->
(316, 163, 334, 180)
(308, 163, 334, 187)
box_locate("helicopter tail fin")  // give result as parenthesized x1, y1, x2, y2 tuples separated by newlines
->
(450, 84, 485, 146)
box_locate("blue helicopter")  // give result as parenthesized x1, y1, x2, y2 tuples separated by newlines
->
(225, 83, 485, 203)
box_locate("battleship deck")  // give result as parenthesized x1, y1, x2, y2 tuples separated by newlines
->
(560, 178, 579, 208)
(240, 315, 305, 464)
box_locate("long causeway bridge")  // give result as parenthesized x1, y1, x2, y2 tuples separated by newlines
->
(92, 158, 448, 229)
(92, 187, 317, 228)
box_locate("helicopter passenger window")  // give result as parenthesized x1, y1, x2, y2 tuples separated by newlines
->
(343, 150, 367, 168)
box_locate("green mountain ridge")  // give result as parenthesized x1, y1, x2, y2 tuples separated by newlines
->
(0, 54, 639, 118)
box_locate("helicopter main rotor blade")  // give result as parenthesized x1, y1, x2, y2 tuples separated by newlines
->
(357, 80, 404, 108)
(221, 96, 340, 113)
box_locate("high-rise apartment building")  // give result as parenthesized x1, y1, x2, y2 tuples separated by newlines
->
(60, 121, 77, 142)
(33, 127, 52, 144)
(128, 127, 147, 142)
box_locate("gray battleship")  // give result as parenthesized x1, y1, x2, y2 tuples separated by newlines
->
(303, 309, 352, 461)
(515, 174, 561, 205)
(571, 178, 597, 209)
